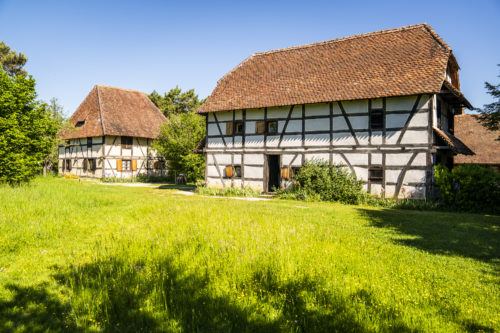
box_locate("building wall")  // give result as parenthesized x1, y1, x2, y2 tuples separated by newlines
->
(58, 136, 165, 178)
(204, 94, 433, 198)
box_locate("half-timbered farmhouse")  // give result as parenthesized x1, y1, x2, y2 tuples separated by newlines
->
(197, 24, 473, 198)
(58, 85, 167, 178)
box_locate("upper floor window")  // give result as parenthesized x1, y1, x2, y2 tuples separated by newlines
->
(234, 121, 244, 134)
(87, 137, 92, 148)
(368, 166, 383, 183)
(267, 120, 278, 134)
(121, 136, 133, 149)
(370, 109, 383, 131)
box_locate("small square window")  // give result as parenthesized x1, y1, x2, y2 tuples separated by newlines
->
(122, 160, 132, 171)
(370, 110, 383, 131)
(267, 120, 278, 134)
(369, 167, 383, 183)
(121, 136, 133, 149)
(234, 121, 244, 134)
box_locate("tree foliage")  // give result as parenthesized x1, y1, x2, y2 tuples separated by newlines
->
(0, 41, 28, 77)
(475, 64, 500, 140)
(43, 98, 71, 175)
(149, 87, 204, 116)
(0, 70, 61, 185)
(153, 112, 205, 181)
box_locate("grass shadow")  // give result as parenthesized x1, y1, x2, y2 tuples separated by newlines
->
(0, 284, 80, 332)
(157, 184, 196, 191)
(358, 207, 500, 264)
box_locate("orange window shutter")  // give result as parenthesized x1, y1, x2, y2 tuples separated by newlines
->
(117, 159, 122, 171)
(225, 165, 233, 178)
(132, 160, 137, 171)
(226, 122, 233, 135)
(281, 167, 290, 179)
(256, 121, 266, 134)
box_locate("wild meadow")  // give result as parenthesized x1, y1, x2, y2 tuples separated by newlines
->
(0, 177, 498, 332)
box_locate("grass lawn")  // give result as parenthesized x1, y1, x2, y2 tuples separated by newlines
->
(0, 177, 498, 332)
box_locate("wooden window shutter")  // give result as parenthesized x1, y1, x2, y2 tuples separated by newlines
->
(256, 121, 265, 134)
(132, 160, 137, 171)
(83, 159, 88, 171)
(281, 167, 290, 179)
(225, 165, 233, 178)
(117, 159, 122, 171)
(226, 122, 233, 135)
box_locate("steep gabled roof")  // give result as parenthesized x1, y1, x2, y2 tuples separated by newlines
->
(198, 23, 460, 113)
(454, 114, 500, 164)
(61, 85, 166, 139)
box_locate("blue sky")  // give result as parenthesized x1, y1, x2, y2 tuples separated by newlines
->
(0, 0, 498, 116)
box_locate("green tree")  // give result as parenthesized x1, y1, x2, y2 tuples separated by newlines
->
(475, 65, 500, 140)
(153, 112, 205, 182)
(149, 87, 204, 116)
(0, 41, 28, 77)
(42, 98, 71, 176)
(0, 70, 60, 185)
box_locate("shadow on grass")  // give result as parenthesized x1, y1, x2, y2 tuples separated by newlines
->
(358, 208, 500, 264)
(0, 284, 80, 332)
(157, 184, 196, 191)
(51, 258, 426, 332)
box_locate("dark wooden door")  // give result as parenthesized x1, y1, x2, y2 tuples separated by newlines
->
(267, 155, 280, 192)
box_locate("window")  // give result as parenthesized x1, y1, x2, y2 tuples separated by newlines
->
(83, 159, 88, 171)
(234, 165, 242, 178)
(267, 120, 278, 134)
(153, 161, 160, 170)
(87, 137, 92, 149)
(234, 121, 244, 134)
(88, 158, 97, 172)
(370, 109, 383, 131)
(436, 99, 442, 128)
(368, 166, 383, 183)
(75, 121, 85, 127)
(291, 167, 301, 178)
(121, 136, 133, 149)
(122, 159, 132, 171)
(65, 159, 72, 171)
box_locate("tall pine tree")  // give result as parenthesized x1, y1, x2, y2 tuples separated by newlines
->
(0, 41, 28, 77)
(476, 65, 500, 140)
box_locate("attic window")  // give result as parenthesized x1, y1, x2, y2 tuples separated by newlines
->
(76, 121, 85, 127)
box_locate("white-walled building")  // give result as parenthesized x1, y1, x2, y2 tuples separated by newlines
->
(58, 85, 167, 178)
(197, 24, 473, 198)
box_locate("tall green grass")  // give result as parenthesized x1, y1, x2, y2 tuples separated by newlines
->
(0, 177, 498, 332)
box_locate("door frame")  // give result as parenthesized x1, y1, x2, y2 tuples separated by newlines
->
(264, 154, 281, 192)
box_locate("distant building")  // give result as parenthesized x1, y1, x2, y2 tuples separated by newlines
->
(58, 85, 167, 178)
(197, 24, 473, 198)
(454, 114, 500, 172)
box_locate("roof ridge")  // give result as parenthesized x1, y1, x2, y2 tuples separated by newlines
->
(253, 23, 444, 56)
(95, 84, 146, 94)
(96, 85, 106, 135)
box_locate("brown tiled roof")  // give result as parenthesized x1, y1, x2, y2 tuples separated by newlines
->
(454, 114, 500, 164)
(433, 127, 474, 155)
(61, 85, 166, 139)
(198, 23, 459, 113)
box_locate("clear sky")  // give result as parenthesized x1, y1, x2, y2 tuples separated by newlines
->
(0, 0, 498, 116)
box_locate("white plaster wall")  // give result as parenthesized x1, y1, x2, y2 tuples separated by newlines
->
(371, 153, 382, 164)
(332, 132, 357, 145)
(207, 137, 225, 148)
(386, 114, 409, 128)
(344, 153, 368, 165)
(371, 132, 383, 145)
(214, 111, 233, 122)
(305, 134, 330, 146)
(403, 170, 426, 184)
(268, 106, 290, 118)
(212, 154, 232, 165)
(371, 98, 383, 109)
(246, 109, 263, 120)
(266, 135, 280, 147)
(305, 118, 330, 131)
(280, 135, 302, 147)
(207, 165, 219, 178)
(285, 120, 302, 132)
(386, 95, 417, 111)
(333, 117, 349, 131)
(304, 153, 329, 162)
(246, 121, 256, 134)
(408, 112, 429, 127)
(400, 130, 428, 144)
(245, 136, 264, 147)
(207, 123, 219, 136)
(342, 100, 368, 114)
(244, 166, 263, 179)
(353, 167, 368, 181)
(349, 116, 369, 130)
(305, 103, 329, 116)
(244, 154, 264, 165)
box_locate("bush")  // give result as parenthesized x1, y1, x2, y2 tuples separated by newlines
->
(434, 164, 500, 214)
(100, 174, 172, 183)
(276, 160, 364, 204)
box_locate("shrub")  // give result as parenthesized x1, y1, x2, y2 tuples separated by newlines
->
(434, 164, 500, 214)
(277, 160, 364, 204)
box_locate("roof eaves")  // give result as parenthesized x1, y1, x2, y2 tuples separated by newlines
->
(96, 85, 106, 135)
